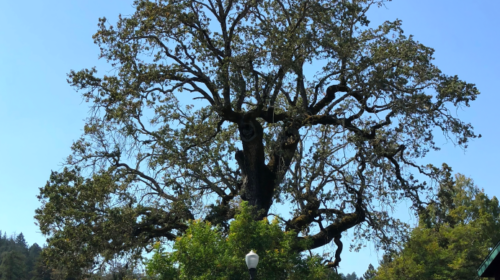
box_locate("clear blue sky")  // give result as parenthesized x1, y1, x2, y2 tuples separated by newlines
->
(1, 0, 499, 276)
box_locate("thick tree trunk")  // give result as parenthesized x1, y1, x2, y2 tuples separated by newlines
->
(237, 116, 276, 218)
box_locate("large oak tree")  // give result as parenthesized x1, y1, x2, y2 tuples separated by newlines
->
(35, 0, 479, 274)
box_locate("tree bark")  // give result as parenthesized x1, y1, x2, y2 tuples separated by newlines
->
(237, 115, 276, 218)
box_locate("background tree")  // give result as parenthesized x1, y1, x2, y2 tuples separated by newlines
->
(0, 250, 26, 280)
(15, 233, 28, 254)
(35, 0, 480, 273)
(31, 256, 53, 280)
(0, 231, 75, 280)
(339, 272, 362, 280)
(362, 263, 376, 280)
(0, 232, 31, 279)
(373, 172, 500, 279)
(27, 243, 42, 279)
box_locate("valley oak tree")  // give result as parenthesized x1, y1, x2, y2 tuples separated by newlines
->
(35, 0, 479, 274)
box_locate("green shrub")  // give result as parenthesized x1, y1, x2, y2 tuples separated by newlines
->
(145, 202, 339, 280)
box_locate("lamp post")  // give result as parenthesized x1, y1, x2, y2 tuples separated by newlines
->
(245, 250, 259, 280)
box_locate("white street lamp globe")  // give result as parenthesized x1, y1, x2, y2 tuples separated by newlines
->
(245, 250, 259, 269)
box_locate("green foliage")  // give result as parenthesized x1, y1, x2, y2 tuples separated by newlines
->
(0, 230, 97, 280)
(362, 264, 376, 280)
(27, 243, 42, 279)
(15, 233, 28, 252)
(339, 272, 362, 280)
(31, 257, 53, 280)
(35, 167, 150, 276)
(145, 202, 337, 280)
(374, 173, 500, 280)
(0, 232, 45, 280)
(0, 250, 26, 280)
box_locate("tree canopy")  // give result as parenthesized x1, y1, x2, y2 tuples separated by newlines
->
(35, 0, 479, 274)
(373, 172, 500, 279)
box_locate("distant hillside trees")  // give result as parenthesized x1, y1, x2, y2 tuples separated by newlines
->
(0, 232, 41, 280)
(0, 231, 142, 280)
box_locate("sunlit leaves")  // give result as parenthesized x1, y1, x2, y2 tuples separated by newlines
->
(145, 202, 339, 279)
